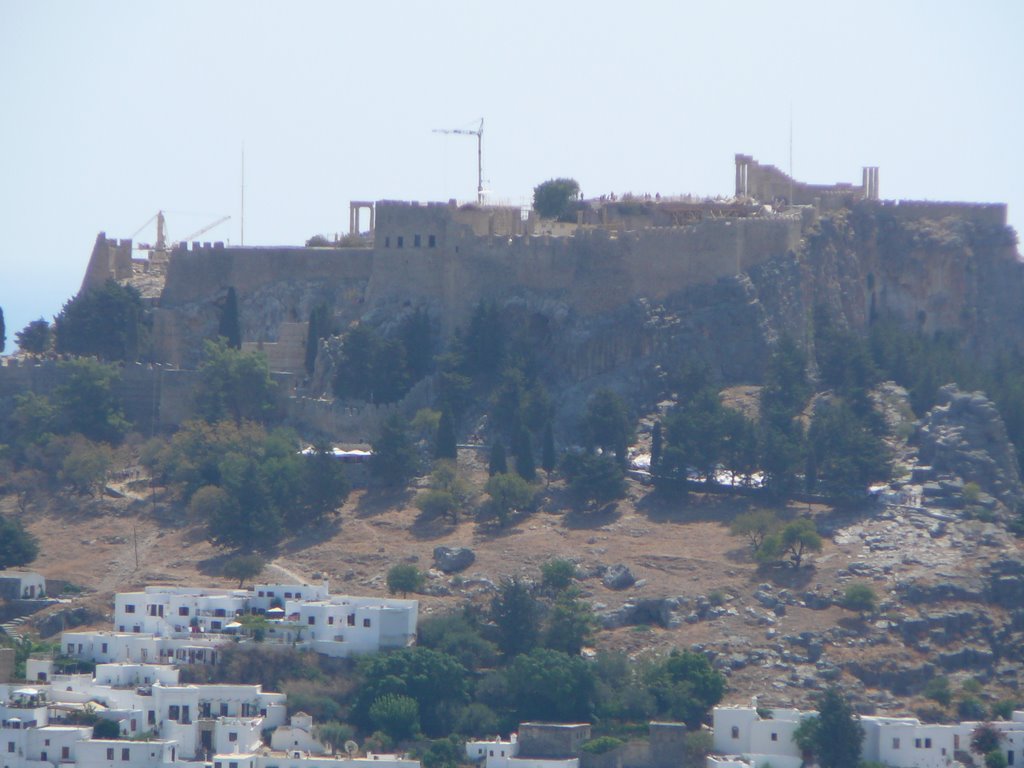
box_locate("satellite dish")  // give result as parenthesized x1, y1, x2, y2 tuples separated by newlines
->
(344, 741, 359, 758)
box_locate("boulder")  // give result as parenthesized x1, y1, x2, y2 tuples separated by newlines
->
(432, 546, 476, 573)
(602, 564, 636, 590)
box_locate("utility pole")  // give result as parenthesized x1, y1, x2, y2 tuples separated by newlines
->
(240, 144, 246, 245)
(433, 118, 485, 205)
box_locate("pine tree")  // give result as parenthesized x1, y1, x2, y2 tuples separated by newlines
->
(435, 408, 458, 460)
(488, 441, 508, 476)
(815, 687, 864, 768)
(219, 287, 242, 349)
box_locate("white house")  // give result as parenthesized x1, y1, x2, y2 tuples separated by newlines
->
(709, 705, 1024, 768)
(0, 572, 46, 601)
(271, 712, 326, 756)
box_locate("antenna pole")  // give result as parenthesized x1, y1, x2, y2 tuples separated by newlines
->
(477, 119, 484, 205)
(241, 144, 246, 246)
(788, 105, 794, 206)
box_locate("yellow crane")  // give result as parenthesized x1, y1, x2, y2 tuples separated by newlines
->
(433, 118, 485, 205)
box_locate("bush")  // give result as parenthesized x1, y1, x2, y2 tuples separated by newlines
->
(541, 558, 577, 591)
(386, 564, 423, 597)
(840, 582, 877, 614)
(582, 737, 624, 755)
(960, 697, 989, 721)
(923, 676, 952, 707)
(369, 694, 419, 742)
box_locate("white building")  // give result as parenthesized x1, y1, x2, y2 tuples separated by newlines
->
(709, 705, 1024, 768)
(0, 572, 46, 601)
(64, 583, 417, 665)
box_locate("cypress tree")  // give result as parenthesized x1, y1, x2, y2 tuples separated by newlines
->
(435, 408, 458, 460)
(305, 308, 320, 375)
(0, 305, 5, 354)
(514, 425, 536, 482)
(488, 441, 508, 476)
(541, 421, 556, 475)
(219, 287, 242, 349)
(651, 421, 663, 470)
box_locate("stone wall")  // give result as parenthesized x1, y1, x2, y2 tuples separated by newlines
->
(0, 648, 13, 683)
(735, 154, 873, 206)
(875, 199, 1007, 228)
(80, 233, 134, 293)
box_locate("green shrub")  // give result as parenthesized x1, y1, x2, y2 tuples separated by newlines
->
(582, 737, 624, 755)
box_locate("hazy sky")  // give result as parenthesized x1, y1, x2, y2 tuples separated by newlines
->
(1, 1, 1022, 346)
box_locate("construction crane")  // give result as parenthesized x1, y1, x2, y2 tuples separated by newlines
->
(131, 210, 167, 251)
(433, 118, 485, 205)
(176, 215, 231, 246)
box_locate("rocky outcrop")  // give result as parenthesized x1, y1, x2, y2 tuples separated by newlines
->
(916, 385, 1024, 512)
(432, 546, 476, 573)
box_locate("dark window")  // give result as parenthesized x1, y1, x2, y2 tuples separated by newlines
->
(308, 616, 315, 625)
(7, 742, 15, 754)
(295, 593, 301, 599)
(62, 747, 70, 759)
(893, 738, 900, 749)
(925, 739, 932, 749)
(101, 643, 108, 654)
(397, 236, 404, 248)
(229, 733, 237, 743)
(220, 704, 228, 716)
(363, 618, 371, 628)
(122, 748, 130, 761)
(414, 234, 421, 247)
(347, 614, 355, 626)
(168, 705, 179, 720)
(148, 711, 155, 725)
(211, 621, 222, 630)
(124, 605, 135, 614)
(284, 593, 292, 599)
(428, 235, 436, 248)
(178, 607, 189, 616)
(385, 237, 390, 248)
(214, 609, 226, 617)
(1008, 750, 1014, 765)
(41, 753, 47, 763)
(915, 739, 922, 749)
(731, 726, 739, 739)
(771, 733, 778, 742)
(107, 749, 115, 761)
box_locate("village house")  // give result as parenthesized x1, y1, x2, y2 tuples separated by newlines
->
(708, 704, 1024, 768)
(0, 572, 46, 601)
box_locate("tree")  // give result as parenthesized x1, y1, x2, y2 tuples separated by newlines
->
(780, 518, 823, 568)
(434, 409, 457, 460)
(223, 554, 265, 588)
(60, 439, 111, 496)
(313, 721, 354, 755)
(650, 422, 663, 470)
(509, 647, 595, 722)
(561, 451, 626, 509)
(923, 676, 952, 707)
(219, 287, 242, 349)
(54, 280, 146, 361)
(305, 304, 331, 375)
(298, 443, 350, 523)
(814, 687, 864, 768)
(541, 558, 577, 591)
(513, 424, 536, 481)
(533, 178, 581, 221)
(544, 594, 595, 655)
(808, 399, 890, 499)
(730, 510, 780, 555)
(582, 389, 633, 465)
(416, 489, 457, 522)
(369, 694, 420, 741)
(491, 577, 539, 658)
(352, 647, 468, 737)
(371, 415, 419, 488)
(422, 736, 464, 768)
(792, 716, 820, 762)
(0, 305, 5, 353)
(488, 441, 507, 476)
(484, 472, 534, 526)
(387, 564, 423, 597)
(16, 318, 52, 354)
(971, 723, 1004, 756)
(53, 359, 130, 443)
(840, 582, 877, 614)
(92, 719, 121, 739)
(0, 515, 40, 568)
(646, 650, 726, 728)
(195, 339, 278, 424)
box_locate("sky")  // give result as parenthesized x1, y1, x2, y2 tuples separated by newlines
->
(1, 1, 1022, 347)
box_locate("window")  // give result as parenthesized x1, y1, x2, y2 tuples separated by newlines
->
(67, 643, 74, 654)
(893, 738, 900, 749)
(285, 593, 293, 599)
(125, 604, 135, 614)
(101, 643, 108, 654)
(107, 749, 115, 761)
(295, 592, 301, 599)
(363, 618, 371, 627)
(397, 236, 404, 248)
(220, 704, 229, 716)
(771, 733, 778, 742)
(211, 621, 222, 630)
(489, 752, 494, 757)
(168, 705, 179, 721)
(942, 749, 947, 757)
(7, 743, 14, 754)
(230, 762, 238, 768)
(428, 235, 436, 248)
(308, 616, 315, 625)
(925, 739, 932, 749)
(41, 753, 47, 763)
(328, 617, 335, 625)
(955, 736, 961, 750)
(122, 748, 130, 761)
(229, 733, 237, 743)
(915, 739, 922, 749)
(414, 234, 421, 247)
(1008, 751, 1014, 766)
(214, 609, 226, 617)
(258, 591, 265, 597)
(178, 607, 189, 616)
(385, 237, 391, 248)
(148, 711, 155, 725)
(62, 747, 70, 760)
(347, 614, 355, 626)
(731, 726, 739, 739)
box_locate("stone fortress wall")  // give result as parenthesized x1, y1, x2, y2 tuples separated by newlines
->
(31, 152, 1015, 435)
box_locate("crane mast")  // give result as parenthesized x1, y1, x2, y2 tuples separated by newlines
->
(432, 118, 484, 205)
